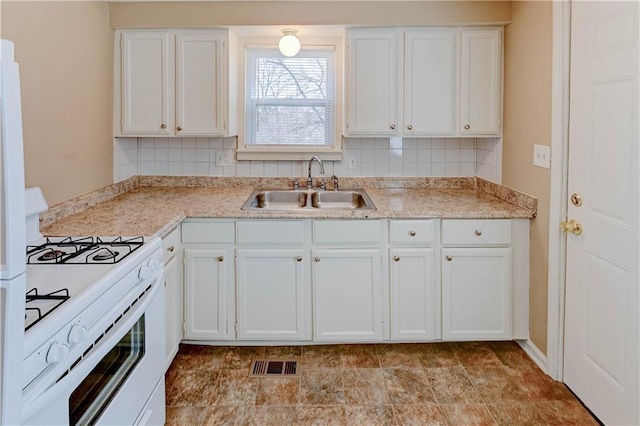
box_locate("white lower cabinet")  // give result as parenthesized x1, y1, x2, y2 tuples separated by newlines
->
(163, 227, 182, 371)
(183, 247, 233, 340)
(442, 247, 512, 340)
(236, 248, 307, 340)
(390, 248, 438, 340)
(312, 248, 383, 342)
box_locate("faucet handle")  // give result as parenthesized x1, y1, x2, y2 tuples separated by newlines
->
(293, 179, 300, 190)
(320, 179, 327, 190)
(331, 175, 339, 191)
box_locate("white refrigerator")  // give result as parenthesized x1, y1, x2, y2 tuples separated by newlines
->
(0, 39, 27, 426)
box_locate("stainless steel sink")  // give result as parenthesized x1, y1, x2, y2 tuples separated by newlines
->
(241, 188, 376, 211)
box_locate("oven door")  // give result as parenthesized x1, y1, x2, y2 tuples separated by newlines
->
(22, 270, 166, 426)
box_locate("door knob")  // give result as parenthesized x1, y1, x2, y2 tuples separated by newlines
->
(561, 220, 583, 235)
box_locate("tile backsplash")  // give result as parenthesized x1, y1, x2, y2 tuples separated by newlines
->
(114, 136, 502, 184)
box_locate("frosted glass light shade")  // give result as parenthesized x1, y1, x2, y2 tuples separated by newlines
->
(279, 30, 300, 57)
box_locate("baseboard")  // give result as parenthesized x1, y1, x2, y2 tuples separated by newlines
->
(516, 339, 548, 374)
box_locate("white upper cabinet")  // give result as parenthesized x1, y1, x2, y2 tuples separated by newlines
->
(345, 27, 502, 138)
(345, 30, 400, 136)
(404, 29, 455, 136)
(175, 33, 225, 136)
(115, 29, 236, 137)
(120, 31, 170, 136)
(459, 29, 502, 135)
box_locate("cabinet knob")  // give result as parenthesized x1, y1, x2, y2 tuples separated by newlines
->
(176, 126, 183, 132)
(446, 255, 453, 261)
(296, 256, 303, 262)
(409, 230, 416, 237)
(393, 256, 400, 262)
(407, 124, 413, 130)
(314, 256, 320, 262)
(390, 124, 396, 130)
(475, 230, 482, 236)
(217, 256, 224, 262)
(160, 123, 167, 129)
(167, 245, 175, 252)
(464, 124, 471, 130)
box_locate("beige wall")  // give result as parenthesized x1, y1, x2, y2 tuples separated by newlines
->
(1, 2, 113, 206)
(109, 1, 512, 27)
(503, 1, 552, 354)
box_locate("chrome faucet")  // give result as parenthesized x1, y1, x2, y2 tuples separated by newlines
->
(307, 156, 324, 188)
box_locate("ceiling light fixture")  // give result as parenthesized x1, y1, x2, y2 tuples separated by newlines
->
(279, 29, 301, 57)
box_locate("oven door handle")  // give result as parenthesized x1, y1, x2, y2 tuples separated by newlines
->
(21, 269, 164, 423)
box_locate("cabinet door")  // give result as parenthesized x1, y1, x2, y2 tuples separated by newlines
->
(236, 249, 307, 340)
(175, 32, 225, 136)
(390, 248, 438, 341)
(345, 31, 400, 135)
(164, 254, 182, 370)
(121, 31, 170, 135)
(404, 30, 455, 136)
(184, 248, 232, 340)
(459, 29, 502, 135)
(313, 249, 383, 342)
(442, 247, 511, 340)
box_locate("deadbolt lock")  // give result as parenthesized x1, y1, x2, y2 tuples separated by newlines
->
(561, 220, 583, 235)
(571, 193, 583, 207)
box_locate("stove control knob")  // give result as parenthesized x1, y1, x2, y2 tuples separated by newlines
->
(138, 265, 152, 280)
(68, 324, 88, 345)
(46, 342, 68, 364)
(148, 258, 161, 272)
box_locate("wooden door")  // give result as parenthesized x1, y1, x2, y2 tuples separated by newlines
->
(563, 2, 639, 424)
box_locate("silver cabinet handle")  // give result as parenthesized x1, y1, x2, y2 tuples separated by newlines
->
(409, 230, 416, 237)
(407, 124, 413, 130)
(217, 256, 224, 262)
(446, 255, 453, 261)
(390, 124, 396, 130)
(160, 123, 167, 129)
(314, 257, 320, 262)
(393, 256, 400, 262)
(296, 256, 303, 262)
(167, 245, 175, 252)
(475, 230, 482, 236)
(464, 124, 471, 130)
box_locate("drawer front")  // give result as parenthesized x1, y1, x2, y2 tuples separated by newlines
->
(237, 220, 305, 245)
(442, 219, 511, 245)
(390, 220, 435, 245)
(182, 220, 235, 244)
(162, 226, 181, 263)
(313, 220, 382, 245)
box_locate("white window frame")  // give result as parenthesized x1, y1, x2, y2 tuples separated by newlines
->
(237, 36, 344, 161)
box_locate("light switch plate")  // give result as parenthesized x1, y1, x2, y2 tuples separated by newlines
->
(533, 144, 551, 169)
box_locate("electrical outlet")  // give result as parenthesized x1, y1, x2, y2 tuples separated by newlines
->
(348, 155, 358, 169)
(533, 144, 551, 169)
(215, 150, 235, 167)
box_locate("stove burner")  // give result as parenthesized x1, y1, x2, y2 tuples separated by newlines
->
(37, 250, 66, 262)
(92, 250, 119, 262)
(25, 288, 70, 330)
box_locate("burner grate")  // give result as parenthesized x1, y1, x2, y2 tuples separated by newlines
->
(26, 236, 144, 264)
(25, 288, 70, 330)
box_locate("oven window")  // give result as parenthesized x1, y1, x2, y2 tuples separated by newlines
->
(69, 315, 145, 425)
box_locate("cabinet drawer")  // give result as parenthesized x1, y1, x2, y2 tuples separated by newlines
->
(182, 220, 235, 243)
(390, 220, 435, 245)
(237, 220, 305, 245)
(313, 220, 382, 244)
(162, 226, 181, 263)
(442, 219, 511, 245)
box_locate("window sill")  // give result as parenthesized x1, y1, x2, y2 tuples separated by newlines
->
(236, 147, 343, 161)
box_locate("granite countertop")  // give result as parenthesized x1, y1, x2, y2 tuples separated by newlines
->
(40, 176, 536, 239)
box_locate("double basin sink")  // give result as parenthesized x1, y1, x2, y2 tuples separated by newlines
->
(241, 188, 376, 211)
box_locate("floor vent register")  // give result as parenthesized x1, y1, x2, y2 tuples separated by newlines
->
(250, 360, 298, 377)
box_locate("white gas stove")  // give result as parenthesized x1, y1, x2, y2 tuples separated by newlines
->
(20, 193, 166, 426)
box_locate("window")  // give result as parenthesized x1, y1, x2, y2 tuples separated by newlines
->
(239, 45, 341, 160)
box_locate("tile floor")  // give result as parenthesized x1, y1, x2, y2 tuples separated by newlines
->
(165, 341, 599, 425)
